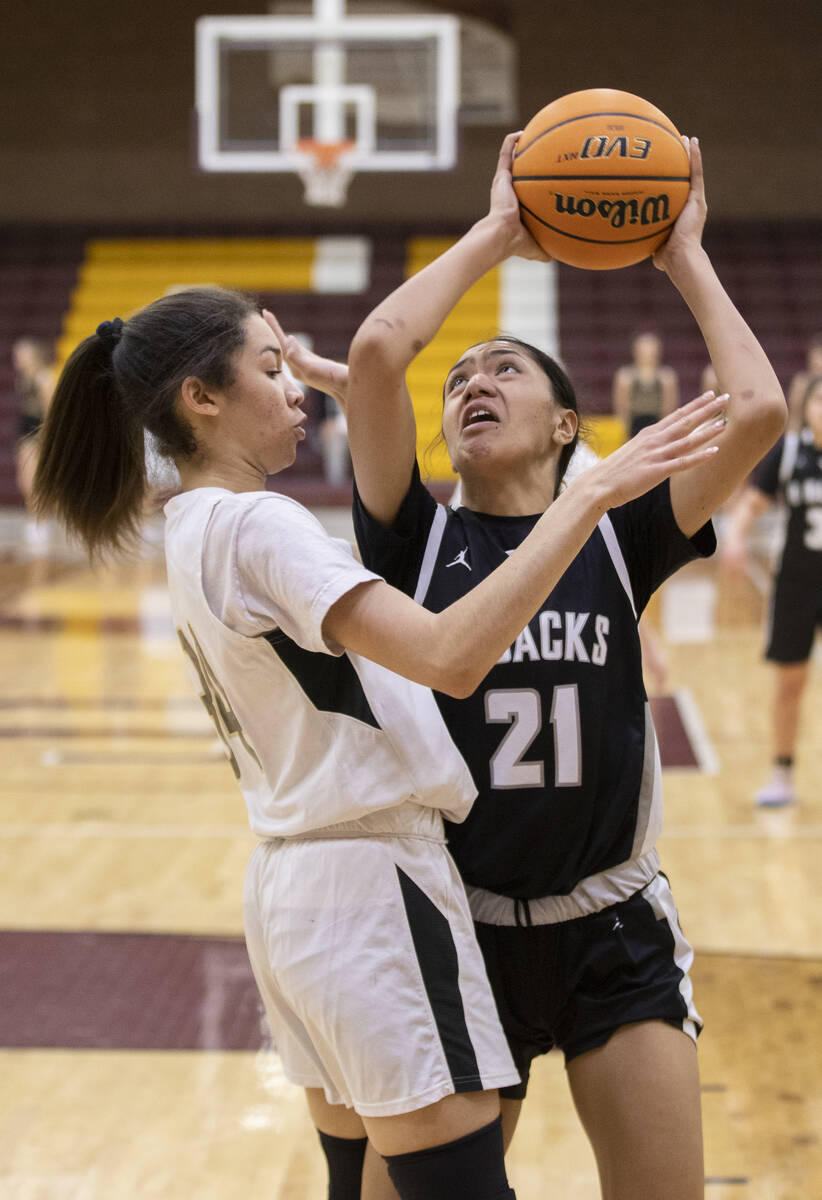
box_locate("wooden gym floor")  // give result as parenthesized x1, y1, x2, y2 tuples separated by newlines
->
(0, 508, 819, 1200)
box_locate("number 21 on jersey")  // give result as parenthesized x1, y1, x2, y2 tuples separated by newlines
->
(484, 686, 582, 789)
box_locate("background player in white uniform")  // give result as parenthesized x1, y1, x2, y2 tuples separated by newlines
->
(31, 286, 722, 1200)
(277, 134, 786, 1200)
(723, 374, 822, 806)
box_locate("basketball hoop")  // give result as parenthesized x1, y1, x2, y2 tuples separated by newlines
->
(296, 138, 356, 207)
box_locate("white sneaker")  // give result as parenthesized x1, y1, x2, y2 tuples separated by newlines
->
(755, 768, 796, 808)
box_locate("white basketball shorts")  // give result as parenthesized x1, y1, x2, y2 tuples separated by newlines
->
(243, 831, 520, 1117)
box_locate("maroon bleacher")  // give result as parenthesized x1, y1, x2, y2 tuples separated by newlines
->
(2, 222, 819, 511)
(557, 221, 822, 416)
(0, 230, 410, 510)
(0, 230, 85, 506)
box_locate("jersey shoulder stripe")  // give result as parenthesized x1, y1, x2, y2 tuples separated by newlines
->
(596, 513, 637, 617)
(414, 503, 449, 604)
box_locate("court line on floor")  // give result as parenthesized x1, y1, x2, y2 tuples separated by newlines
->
(1, 822, 821, 839)
(0, 823, 252, 838)
(672, 687, 720, 775)
(0, 697, 200, 709)
(0, 728, 213, 739)
(37, 750, 221, 766)
(662, 823, 822, 837)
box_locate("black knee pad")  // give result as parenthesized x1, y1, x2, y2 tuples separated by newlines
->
(317, 1129, 368, 1200)
(384, 1115, 516, 1200)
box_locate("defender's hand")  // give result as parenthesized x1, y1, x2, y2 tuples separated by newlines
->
(263, 309, 349, 408)
(583, 390, 728, 510)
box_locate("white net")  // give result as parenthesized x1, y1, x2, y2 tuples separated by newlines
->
(296, 141, 355, 206)
(297, 160, 354, 206)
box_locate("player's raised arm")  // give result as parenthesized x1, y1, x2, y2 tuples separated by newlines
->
(345, 131, 550, 527)
(652, 138, 786, 536)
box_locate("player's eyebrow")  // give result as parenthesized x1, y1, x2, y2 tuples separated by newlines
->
(445, 346, 524, 386)
(259, 345, 283, 361)
(445, 354, 473, 383)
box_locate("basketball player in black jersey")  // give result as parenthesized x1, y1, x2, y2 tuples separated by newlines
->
(276, 133, 785, 1200)
(724, 374, 822, 806)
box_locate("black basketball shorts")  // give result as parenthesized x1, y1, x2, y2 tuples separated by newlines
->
(474, 872, 702, 1100)
(765, 571, 822, 664)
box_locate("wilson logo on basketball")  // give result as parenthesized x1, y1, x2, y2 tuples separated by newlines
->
(579, 136, 651, 159)
(554, 193, 671, 228)
(513, 88, 691, 267)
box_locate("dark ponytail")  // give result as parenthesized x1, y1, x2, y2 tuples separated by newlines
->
(34, 286, 257, 557)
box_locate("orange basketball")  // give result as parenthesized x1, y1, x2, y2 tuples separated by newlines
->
(513, 89, 691, 270)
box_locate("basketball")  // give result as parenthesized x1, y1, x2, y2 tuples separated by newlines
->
(513, 89, 691, 270)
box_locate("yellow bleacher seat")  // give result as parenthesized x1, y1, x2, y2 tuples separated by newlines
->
(58, 239, 317, 365)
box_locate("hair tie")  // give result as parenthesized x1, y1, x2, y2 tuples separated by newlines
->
(96, 318, 124, 351)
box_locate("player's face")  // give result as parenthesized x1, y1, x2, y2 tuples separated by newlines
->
(804, 381, 822, 441)
(441, 341, 567, 475)
(222, 314, 307, 473)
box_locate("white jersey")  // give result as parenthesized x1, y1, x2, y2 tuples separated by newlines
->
(163, 487, 475, 838)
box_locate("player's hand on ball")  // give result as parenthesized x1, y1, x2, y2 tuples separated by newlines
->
(653, 136, 708, 273)
(263, 309, 349, 408)
(487, 132, 553, 263)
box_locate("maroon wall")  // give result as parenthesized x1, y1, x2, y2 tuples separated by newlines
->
(1, 0, 819, 227)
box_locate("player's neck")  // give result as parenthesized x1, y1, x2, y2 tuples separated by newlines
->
(176, 456, 267, 494)
(458, 464, 556, 517)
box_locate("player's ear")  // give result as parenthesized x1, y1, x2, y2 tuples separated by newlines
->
(553, 406, 578, 447)
(180, 375, 220, 418)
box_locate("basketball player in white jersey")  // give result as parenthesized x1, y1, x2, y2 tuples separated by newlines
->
(723, 373, 822, 806)
(31, 285, 724, 1200)
(276, 133, 786, 1199)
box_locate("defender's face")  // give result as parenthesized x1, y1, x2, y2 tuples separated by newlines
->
(225, 314, 306, 474)
(441, 341, 562, 476)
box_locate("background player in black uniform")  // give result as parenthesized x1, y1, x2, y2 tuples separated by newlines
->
(277, 133, 786, 1200)
(723, 374, 822, 806)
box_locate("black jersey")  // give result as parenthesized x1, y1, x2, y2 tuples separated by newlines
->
(752, 431, 822, 584)
(354, 465, 715, 900)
